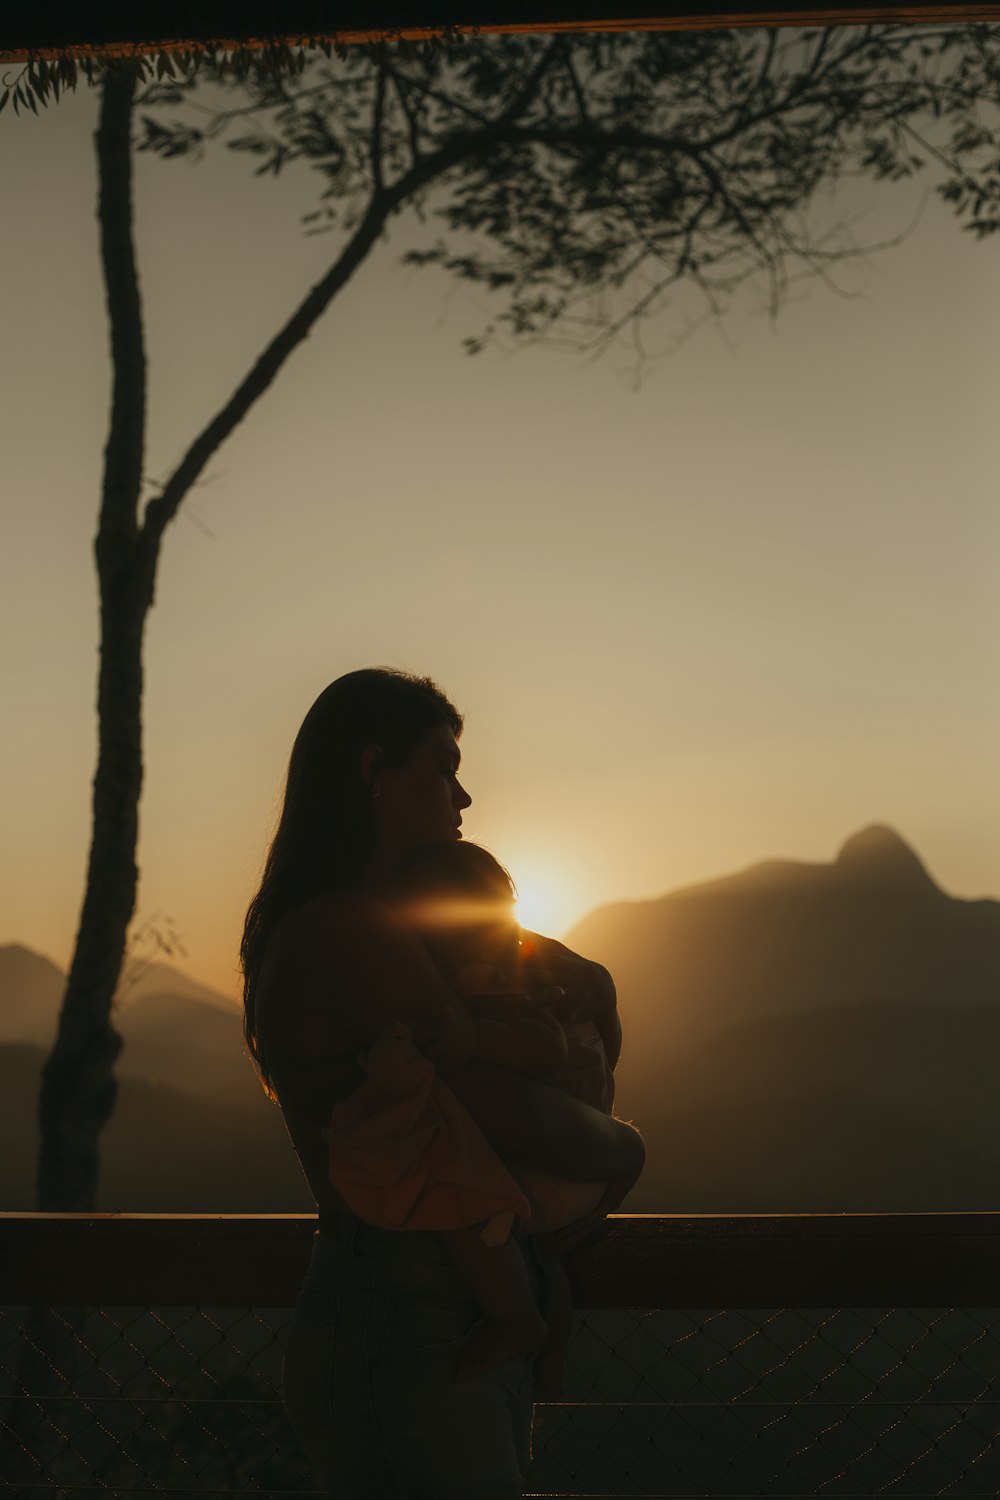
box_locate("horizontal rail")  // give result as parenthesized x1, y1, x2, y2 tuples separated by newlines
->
(5, 1212, 1000, 1306)
(5, 3, 1000, 65)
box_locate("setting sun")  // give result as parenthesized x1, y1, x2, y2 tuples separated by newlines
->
(511, 866, 578, 938)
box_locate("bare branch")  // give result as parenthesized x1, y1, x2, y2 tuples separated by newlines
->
(385, 56, 422, 168)
(563, 49, 591, 127)
(370, 57, 387, 193)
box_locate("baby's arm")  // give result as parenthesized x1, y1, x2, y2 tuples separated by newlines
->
(413, 1003, 568, 1075)
(594, 971, 622, 1071)
(478, 1006, 569, 1073)
(522, 932, 622, 1069)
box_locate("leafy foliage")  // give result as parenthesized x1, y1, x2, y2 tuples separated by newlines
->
(0, 32, 463, 117)
(127, 25, 1000, 366)
(9, 28, 1000, 356)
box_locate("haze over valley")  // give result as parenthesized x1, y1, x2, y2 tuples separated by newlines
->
(3, 825, 997, 1214)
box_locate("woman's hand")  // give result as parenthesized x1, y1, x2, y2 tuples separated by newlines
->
(453, 961, 511, 998)
(520, 934, 614, 1018)
(453, 961, 563, 1020)
(411, 1006, 479, 1069)
(519, 933, 622, 1069)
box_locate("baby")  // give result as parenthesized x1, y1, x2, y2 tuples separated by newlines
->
(323, 841, 633, 1396)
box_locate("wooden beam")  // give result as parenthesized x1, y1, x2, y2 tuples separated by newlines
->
(572, 1213, 1000, 1308)
(5, 1213, 1000, 1307)
(3, 2, 1000, 66)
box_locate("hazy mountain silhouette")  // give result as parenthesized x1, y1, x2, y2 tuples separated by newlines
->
(0, 946, 303, 1210)
(0, 1043, 311, 1212)
(569, 824, 1000, 1055)
(0, 945, 67, 1047)
(0, 943, 237, 1051)
(568, 826, 1000, 1211)
(118, 991, 250, 1098)
(3, 826, 998, 1211)
(120, 960, 239, 1012)
(624, 1001, 1000, 1212)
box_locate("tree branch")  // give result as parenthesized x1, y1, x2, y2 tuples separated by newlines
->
(492, 33, 566, 130)
(137, 192, 390, 560)
(385, 57, 422, 168)
(95, 68, 145, 569)
(563, 49, 591, 127)
(370, 57, 387, 192)
(739, 28, 777, 120)
(137, 103, 570, 559)
(385, 36, 566, 141)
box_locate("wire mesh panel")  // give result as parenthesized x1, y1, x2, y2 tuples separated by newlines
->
(0, 1304, 314, 1496)
(531, 1307, 1000, 1496)
(3, 1304, 1000, 1496)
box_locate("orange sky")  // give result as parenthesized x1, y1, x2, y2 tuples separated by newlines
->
(1, 51, 999, 999)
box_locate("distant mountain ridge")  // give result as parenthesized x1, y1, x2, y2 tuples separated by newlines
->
(567, 824, 1000, 1054)
(566, 825, 1000, 1212)
(0, 943, 237, 1053)
(0, 1042, 311, 1212)
(3, 825, 999, 1212)
(0, 944, 66, 1048)
(0, 948, 304, 1211)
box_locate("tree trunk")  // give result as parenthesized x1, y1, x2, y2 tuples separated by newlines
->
(36, 67, 149, 1212)
(35, 588, 146, 1210)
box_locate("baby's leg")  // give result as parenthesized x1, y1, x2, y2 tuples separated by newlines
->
(440, 1227, 547, 1382)
(443, 1062, 645, 1182)
(534, 1174, 641, 1263)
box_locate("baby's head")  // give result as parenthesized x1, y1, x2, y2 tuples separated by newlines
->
(396, 841, 520, 981)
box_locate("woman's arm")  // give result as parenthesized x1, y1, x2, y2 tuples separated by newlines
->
(479, 1008, 569, 1073)
(442, 1060, 646, 1184)
(296, 895, 641, 1185)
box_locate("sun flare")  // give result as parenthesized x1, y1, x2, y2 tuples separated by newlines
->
(512, 866, 577, 938)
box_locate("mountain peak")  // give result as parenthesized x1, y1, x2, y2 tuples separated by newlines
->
(835, 825, 936, 889)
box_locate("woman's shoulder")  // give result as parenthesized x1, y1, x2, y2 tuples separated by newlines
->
(275, 885, 459, 1031)
(269, 888, 435, 1003)
(260, 893, 401, 1049)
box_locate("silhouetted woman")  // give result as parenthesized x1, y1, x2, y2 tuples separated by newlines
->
(241, 667, 644, 1500)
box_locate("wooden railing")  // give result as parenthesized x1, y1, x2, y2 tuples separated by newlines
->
(6, 1213, 1000, 1497)
(5, 1211, 1000, 1305)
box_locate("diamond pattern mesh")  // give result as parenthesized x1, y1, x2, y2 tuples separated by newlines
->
(3, 1303, 1000, 1496)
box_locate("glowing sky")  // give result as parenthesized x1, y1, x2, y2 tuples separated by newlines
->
(2, 42, 998, 998)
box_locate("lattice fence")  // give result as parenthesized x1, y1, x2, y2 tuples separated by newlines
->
(3, 1303, 1000, 1496)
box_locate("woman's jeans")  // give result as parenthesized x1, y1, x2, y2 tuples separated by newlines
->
(283, 1213, 545, 1499)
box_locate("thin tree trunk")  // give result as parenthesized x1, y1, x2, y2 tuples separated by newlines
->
(36, 67, 149, 1212)
(10, 82, 152, 1484)
(5, 72, 145, 1463)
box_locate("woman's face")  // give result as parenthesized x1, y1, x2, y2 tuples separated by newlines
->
(373, 722, 471, 851)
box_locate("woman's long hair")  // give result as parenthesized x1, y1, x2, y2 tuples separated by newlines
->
(241, 667, 463, 1095)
